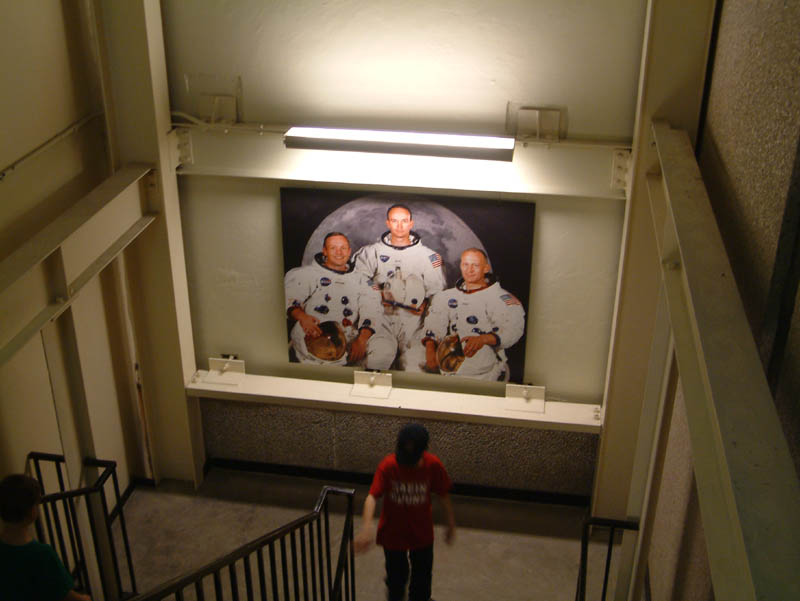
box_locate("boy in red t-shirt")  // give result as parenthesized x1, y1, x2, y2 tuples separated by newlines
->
(354, 423, 456, 601)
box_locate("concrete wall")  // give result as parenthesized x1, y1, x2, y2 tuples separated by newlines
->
(201, 398, 598, 496)
(697, 0, 800, 474)
(647, 387, 713, 601)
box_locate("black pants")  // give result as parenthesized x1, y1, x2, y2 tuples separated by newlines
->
(383, 545, 433, 601)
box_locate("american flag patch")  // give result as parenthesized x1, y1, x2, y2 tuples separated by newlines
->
(429, 253, 442, 268)
(500, 294, 521, 306)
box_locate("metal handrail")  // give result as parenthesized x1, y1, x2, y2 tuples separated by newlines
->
(129, 485, 356, 601)
(27, 452, 138, 600)
(575, 517, 639, 601)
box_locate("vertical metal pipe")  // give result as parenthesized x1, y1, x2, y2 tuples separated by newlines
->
(214, 570, 223, 599)
(601, 527, 615, 601)
(347, 496, 355, 601)
(50, 500, 70, 573)
(280, 537, 290, 601)
(256, 548, 267, 601)
(98, 487, 124, 597)
(324, 500, 332, 596)
(291, 530, 300, 601)
(244, 554, 254, 601)
(229, 562, 240, 601)
(111, 469, 137, 592)
(269, 542, 279, 601)
(299, 524, 309, 601)
(309, 520, 318, 601)
(316, 515, 326, 601)
(85, 496, 111, 601)
(67, 497, 92, 597)
(576, 520, 590, 601)
(55, 459, 67, 493)
(62, 497, 81, 575)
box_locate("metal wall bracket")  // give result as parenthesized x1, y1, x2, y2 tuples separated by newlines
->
(611, 149, 632, 194)
(504, 384, 546, 413)
(203, 357, 246, 385)
(351, 370, 393, 398)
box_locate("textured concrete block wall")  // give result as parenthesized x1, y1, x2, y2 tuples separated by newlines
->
(697, 0, 800, 474)
(200, 398, 598, 496)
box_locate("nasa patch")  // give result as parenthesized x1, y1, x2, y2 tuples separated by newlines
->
(448, 298, 458, 308)
(466, 315, 478, 324)
(380, 255, 390, 262)
(320, 277, 331, 286)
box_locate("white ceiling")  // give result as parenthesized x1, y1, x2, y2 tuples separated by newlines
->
(161, 0, 646, 141)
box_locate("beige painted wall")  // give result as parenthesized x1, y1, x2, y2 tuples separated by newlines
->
(0, 1, 142, 498)
(180, 175, 623, 404)
(0, 337, 62, 476)
(0, 1, 107, 260)
(71, 273, 136, 494)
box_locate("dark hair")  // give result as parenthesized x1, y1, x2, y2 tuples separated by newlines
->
(0, 474, 41, 523)
(323, 231, 349, 247)
(395, 423, 429, 466)
(386, 204, 412, 220)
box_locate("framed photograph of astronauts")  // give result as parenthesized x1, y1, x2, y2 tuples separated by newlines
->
(280, 188, 535, 383)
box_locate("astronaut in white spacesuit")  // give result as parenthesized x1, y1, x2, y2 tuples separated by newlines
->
(285, 232, 394, 369)
(352, 204, 446, 370)
(422, 248, 526, 381)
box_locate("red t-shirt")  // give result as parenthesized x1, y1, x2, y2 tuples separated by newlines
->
(369, 451, 452, 550)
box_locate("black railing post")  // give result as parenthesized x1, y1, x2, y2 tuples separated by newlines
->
(300, 524, 310, 601)
(575, 517, 639, 601)
(308, 520, 318, 601)
(98, 485, 124, 598)
(269, 542, 280, 601)
(85, 494, 112, 601)
(347, 494, 355, 601)
(291, 530, 300, 600)
(67, 496, 92, 596)
(324, 499, 332, 596)
(280, 537, 291, 601)
(111, 467, 137, 593)
(317, 515, 326, 601)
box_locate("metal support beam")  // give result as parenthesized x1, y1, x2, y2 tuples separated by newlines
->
(649, 121, 800, 600)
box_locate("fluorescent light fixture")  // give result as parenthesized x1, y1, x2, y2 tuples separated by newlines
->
(284, 127, 515, 161)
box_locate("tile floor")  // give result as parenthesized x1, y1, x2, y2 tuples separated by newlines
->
(114, 468, 620, 601)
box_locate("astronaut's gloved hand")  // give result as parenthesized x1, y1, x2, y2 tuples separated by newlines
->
(423, 339, 439, 373)
(462, 333, 497, 357)
(295, 310, 321, 337)
(348, 328, 372, 363)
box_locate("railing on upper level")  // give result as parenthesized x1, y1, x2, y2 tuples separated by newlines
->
(28, 452, 137, 600)
(128, 485, 355, 601)
(574, 517, 639, 601)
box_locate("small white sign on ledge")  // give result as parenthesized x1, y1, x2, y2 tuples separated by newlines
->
(351, 370, 393, 399)
(202, 357, 246, 386)
(504, 384, 546, 413)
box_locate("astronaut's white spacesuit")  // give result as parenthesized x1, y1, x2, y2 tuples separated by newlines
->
(353, 231, 446, 370)
(423, 275, 526, 380)
(284, 253, 395, 368)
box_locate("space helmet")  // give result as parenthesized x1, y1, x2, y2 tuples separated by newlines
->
(305, 321, 347, 361)
(436, 334, 465, 374)
(383, 273, 426, 311)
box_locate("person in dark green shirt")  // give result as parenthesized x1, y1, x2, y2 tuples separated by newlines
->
(0, 474, 90, 601)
